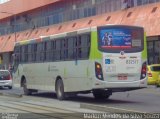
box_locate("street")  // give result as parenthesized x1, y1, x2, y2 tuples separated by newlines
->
(0, 85, 159, 117)
(0, 88, 100, 119)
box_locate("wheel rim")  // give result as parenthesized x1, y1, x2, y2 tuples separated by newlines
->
(57, 82, 62, 97)
(23, 80, 28, 94)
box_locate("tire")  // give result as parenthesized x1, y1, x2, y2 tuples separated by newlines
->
(22, 78, 32, 95)
(8, 86, 12, 89)
(156, 84, 160, 87)
(55, 79, 65, 100)
(93, 90, 111, 99)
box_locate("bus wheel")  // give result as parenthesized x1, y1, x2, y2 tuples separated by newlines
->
(22, 78, 32, 95)
(8, 86, 12, 89)
(93, 90, 111, 99)
(55, 79, 65, 100)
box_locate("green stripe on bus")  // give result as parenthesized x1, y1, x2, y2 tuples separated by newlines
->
(142, 33, 147, 60)
(89, 31, 102, 59)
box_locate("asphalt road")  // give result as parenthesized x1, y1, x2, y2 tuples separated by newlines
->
(0, 85, 160, 113)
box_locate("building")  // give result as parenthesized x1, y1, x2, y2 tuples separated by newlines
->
(0, 0, 160, 69)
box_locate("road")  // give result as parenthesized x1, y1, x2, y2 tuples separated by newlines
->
(0, 85, 160, 117)
(0, 90, 101, 119)
(80, 86, 160, 113)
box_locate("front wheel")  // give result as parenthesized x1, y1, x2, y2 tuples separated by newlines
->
(22, 78, 32, 95)
(8, 86, 12, 89)
(55, 79, 66, 100)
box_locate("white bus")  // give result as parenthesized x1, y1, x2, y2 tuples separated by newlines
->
(12, 25, 147, 100)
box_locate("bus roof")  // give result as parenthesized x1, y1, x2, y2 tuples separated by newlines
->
(15, 27, 91, 46)
(14, 25, 143, 46)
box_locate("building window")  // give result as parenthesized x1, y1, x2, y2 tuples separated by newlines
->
(154, 40, 160, 63)
(147, 41, 154, 65)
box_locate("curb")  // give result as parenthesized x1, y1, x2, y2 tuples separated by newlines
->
(80, 103, 146, 113)
(0, 93, 23, 98)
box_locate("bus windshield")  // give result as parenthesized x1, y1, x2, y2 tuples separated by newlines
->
(98, 26, 144, 53)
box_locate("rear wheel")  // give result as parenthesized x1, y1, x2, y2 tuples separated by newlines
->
(55, 79, 65, 100)
(93, 90, 112, 99)
(8, 86, 12, 89)
(22, 78, 32, 95)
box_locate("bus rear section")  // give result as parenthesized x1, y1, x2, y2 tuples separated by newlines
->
(93, 25, 147, 93)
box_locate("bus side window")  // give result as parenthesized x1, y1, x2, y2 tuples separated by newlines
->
(54, 39, 61, 61)
(21, 45, 24, 63)
(61, 39, 68, 60)
(21, 45, 27, 63)
(14, 46, 20, 64)
(73, 37, 78, 59)
(46, 41, 52, 61)
(32, 44, 37, 62)
(77, 37, 82, 59)
(42, 42, 47, 61)
(52, 40, 55, 61)
(80, 34, 90, 59)
(28, 44, 32, 62)
(36, 43, 42, 62)
(25, 45, 28, 63)
(68, 37, 74, 60)
(19, 46, 22, 63)
(76, 34, 90, 60)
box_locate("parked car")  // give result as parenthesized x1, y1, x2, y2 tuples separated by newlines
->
(147, 64, 160, 87)
(0, 70, 12, 89)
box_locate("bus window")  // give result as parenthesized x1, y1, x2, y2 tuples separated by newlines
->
(61, 39, 68, 60)
(68, 37, 76, 60)
(36, 43, 43, 62)
(54, 39, 61, 61)
(28, 45, 32, 62)
(42, 42, 46, 61)
(32, 44, 37, 62)
(79, 34, 90, 59)
(46, 41, 52, 61)
(73, 37, 78, 59)
(21, 45, 28, 63)
(14, 46, 20, 64)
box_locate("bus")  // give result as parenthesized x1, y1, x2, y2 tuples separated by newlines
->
(12, 25, 147, 100)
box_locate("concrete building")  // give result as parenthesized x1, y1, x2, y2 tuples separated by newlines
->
(0, 0, 160, 69)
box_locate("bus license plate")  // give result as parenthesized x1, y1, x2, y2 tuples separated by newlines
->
(126, 59, 139, 64)
(118, 75, 128, 80)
